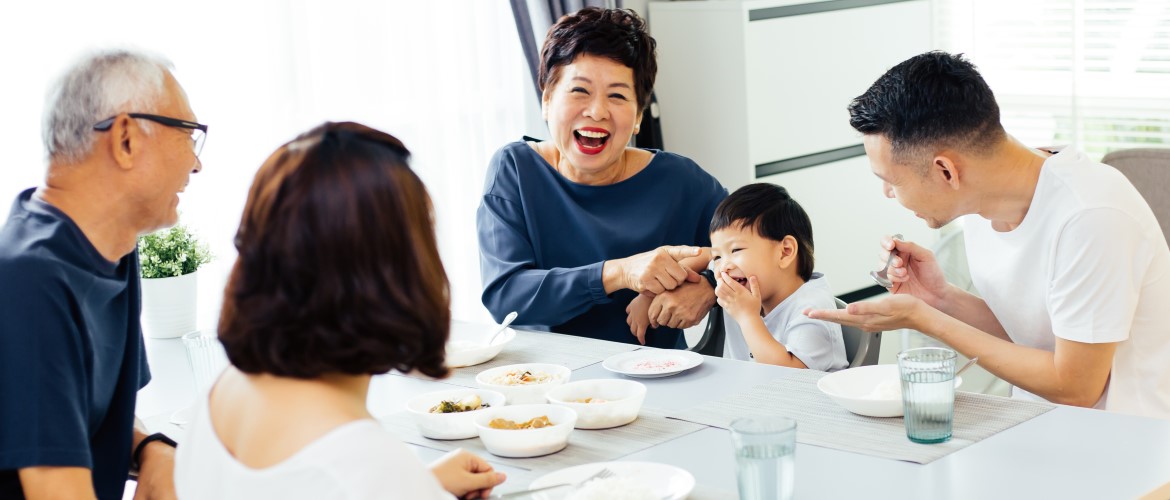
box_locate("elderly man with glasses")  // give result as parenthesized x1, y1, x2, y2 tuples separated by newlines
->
(0, 49, 206, 499)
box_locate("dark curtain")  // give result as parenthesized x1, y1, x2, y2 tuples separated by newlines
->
(509, 0, 665, 150)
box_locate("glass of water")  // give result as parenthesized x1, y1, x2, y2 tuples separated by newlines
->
(181, 330, 229, 395)
(898, 347, 957, 444)
(729, 416, 796, 500)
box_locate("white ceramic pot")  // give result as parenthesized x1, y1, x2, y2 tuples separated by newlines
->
(140, 270, 199, 338)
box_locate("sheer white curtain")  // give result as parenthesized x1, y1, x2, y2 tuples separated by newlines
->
(933, 0, 1170, 159)
(0, 0, 535, 326)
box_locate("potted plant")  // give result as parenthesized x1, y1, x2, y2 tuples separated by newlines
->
(138, 223, 212, 338)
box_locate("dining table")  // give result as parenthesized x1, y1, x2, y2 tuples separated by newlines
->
(135, 325, 1170, 500)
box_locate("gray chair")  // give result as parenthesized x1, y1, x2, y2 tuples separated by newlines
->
(836, 298, 881, 368)
(689, 304, 725, 357)
(690, 298, 882, 368)
(1101, 148, 1170, 246)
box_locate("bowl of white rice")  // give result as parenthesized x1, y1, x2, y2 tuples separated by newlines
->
(529, 461, 695, 500)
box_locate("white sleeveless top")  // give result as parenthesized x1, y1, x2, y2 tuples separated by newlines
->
(175, 398, 452, 499)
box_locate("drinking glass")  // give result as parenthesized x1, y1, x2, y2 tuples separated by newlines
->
(729, 416, 796, 500)
(898, 347, 957, 444)
(181, 330, 228, 395)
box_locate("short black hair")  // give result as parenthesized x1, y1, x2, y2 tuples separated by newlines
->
(710, 183, 815, 281)
(848, 51, 1006, 167)
(539, 7, 657, 112)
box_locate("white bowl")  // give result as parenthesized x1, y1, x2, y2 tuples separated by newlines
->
(545, 379, 646, 429)
(475, 363, 571, 404)
(816, 364, 963, 418)
(405, 388, 506, 440)
(446, 321, 517, 368)
(474, 404, 577, 458)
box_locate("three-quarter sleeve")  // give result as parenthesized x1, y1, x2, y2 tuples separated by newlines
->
(476, 151, 612, 326)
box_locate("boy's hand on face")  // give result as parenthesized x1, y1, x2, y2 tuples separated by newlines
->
(714, 272, 762, 323)
(625, 293, 653, 345)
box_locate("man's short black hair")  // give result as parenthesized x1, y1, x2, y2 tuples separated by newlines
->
(710, 183, 814, 281)
(848, 51, 1006, 168)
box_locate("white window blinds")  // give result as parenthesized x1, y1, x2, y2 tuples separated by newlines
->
(933, 0, 1170, 159)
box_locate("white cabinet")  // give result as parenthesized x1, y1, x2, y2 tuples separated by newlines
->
(649, 0, 938, 296)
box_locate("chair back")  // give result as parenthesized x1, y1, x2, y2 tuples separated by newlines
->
(1101, 148, 1170, 246)
(836, 298, 881, 367)
(689, 304, 725, 357)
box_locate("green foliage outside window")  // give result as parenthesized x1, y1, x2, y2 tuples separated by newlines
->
(138, 224, 212, 279)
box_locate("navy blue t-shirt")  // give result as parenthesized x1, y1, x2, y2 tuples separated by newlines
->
(0, 189, 150, 500)
(478, 141, 727, 348)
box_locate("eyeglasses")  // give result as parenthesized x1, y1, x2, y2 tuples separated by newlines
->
(93, 113, 208, 157)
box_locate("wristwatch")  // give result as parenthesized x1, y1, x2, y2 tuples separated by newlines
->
(131, 432, 178, 475)
(699, 268, 717, 289)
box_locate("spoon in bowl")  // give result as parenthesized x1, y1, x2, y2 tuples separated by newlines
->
(870, 233, 904, 289)
(486, 311, 517, 346)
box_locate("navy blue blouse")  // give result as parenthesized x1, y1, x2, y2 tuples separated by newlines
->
(477, 141, 727, 348)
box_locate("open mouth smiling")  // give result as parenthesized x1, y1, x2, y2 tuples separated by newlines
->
(573, 128, 610, 154)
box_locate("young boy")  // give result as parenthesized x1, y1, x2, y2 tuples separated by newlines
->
(709, 183, 847, 371)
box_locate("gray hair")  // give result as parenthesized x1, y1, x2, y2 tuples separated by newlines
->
(43, 49, 174, 164)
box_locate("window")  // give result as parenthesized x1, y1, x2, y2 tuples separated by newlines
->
(934, 0, 1170, 158)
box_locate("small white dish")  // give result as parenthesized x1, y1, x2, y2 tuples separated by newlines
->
(529, 461, 694, 500)
(545, 379, 646, 429)
(474, 404, 577, 458)
(602, 349, 702, 378)
(446, 320, 517, 368)
(816, 364, 964, 418)
(405, 388, 505, 440)
(475, 363, 571, 404)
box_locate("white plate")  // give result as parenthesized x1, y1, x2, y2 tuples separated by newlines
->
(602, 350, 702, 378)
(529, 461, 694, 500)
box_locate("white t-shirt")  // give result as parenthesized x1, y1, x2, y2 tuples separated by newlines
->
(175, 399, 453, 500)
(724, 273, 848, 371)
(963, 148, 1170, 419)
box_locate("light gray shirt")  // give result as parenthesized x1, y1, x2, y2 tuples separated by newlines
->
(723, 273, 848, 372)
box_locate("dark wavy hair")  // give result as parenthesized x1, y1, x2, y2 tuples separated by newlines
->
(539, 7, 657, 112)
(848, 51, 1006, 169)
(709, 183, 815, 282)
(218, 122, 450, 379)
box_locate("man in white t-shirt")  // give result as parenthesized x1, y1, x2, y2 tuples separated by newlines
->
(806, 51, 1170, 419)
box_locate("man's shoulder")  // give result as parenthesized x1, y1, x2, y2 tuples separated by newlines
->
(1043, 150, 1143, 206)
(0, 217, 85, 294)
(0, 223, 76, 275)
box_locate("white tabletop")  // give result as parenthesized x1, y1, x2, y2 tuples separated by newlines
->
(138, 331, 1170, 500)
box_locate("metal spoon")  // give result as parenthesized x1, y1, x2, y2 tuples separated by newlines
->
(956, 356, 979, 378)
(485, 311, 517, 346)
(870, 233, 904, 289)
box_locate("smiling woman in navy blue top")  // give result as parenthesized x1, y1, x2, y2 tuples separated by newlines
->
(477, 8, 727, 348)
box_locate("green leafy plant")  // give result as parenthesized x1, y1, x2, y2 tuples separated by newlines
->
(138, 224, 212, 279)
